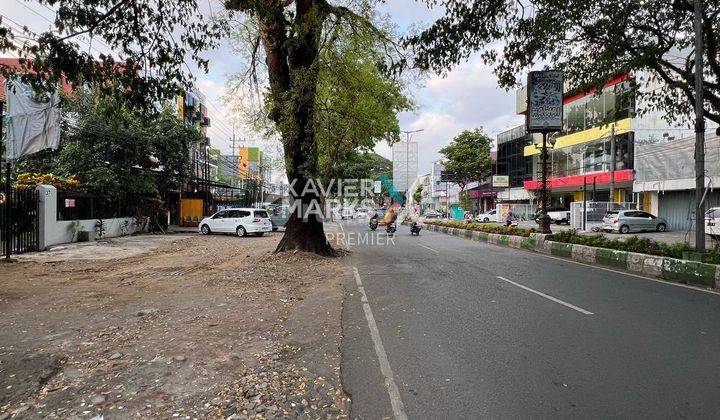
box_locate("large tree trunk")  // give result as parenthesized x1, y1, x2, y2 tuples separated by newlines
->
(272, 0, 334, 255)
(275, 180, 334, 255)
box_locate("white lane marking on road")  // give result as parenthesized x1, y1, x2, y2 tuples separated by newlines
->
(496, 276, 594, 315)
(336, 221, 347, 246)
(353, 267, 408, 420)
(418, 243, 439, 253)
(538, 253, 720, 296)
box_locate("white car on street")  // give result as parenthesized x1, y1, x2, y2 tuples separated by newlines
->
(475, 209, 500, 223)
(199, 208, 273, 237)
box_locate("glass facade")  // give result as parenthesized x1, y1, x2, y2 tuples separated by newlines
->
(542, 133, 634, 178)
(497, 126, 532, 188)
(561, 80, 634, 136)
(530, 78, 636, 180)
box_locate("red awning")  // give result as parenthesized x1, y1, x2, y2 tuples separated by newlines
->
(524, 169, 634, 190)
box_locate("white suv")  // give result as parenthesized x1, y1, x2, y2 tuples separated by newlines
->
(199, 208, 273, 237)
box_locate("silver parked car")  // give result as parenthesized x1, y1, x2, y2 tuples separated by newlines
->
(602, 210, 668, 234)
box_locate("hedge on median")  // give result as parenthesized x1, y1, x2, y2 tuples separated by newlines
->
(552, 229, 720, 265)
(423, 219, 537, 237)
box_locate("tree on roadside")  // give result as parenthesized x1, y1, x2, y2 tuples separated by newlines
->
(439, 129, 492, 195)
(412, 184, 423, 204)
(225, 0, 407, 255)
(57, 89, 199, 210)
(407, 0, 719, 126)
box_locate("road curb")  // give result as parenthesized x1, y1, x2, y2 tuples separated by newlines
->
(426, 223, 719, 289)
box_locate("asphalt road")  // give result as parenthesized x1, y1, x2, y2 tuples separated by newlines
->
(340, 220, 720, 419)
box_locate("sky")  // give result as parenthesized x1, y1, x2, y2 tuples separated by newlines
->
(2, 0, 524, 178)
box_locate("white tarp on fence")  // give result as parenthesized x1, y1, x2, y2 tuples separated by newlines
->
(6, 79, 61, 159)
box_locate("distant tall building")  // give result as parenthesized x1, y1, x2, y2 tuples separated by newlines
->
(392, 141, 418, 192)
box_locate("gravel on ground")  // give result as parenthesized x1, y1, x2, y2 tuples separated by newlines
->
(0, 229, 348, 419)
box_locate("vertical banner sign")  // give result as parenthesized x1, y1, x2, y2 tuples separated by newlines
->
(373, 180, 382, 194)
(526, 71, 564, 133)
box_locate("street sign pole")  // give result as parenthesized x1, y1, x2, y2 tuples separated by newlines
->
(538, 132, 551, 234)
(526, 70, 563, 235)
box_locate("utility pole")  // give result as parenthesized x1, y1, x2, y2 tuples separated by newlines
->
(230, 124, 238, 156)
(694, 0, 706, 251)
(609, 124, 616, 204)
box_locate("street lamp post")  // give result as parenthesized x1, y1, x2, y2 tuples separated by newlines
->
(535, 132, 557, 234)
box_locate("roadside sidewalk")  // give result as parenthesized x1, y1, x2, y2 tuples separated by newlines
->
(0, 232, 348, 419)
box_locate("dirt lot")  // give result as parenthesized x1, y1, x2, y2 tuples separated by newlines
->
(0, 230, 348, 419)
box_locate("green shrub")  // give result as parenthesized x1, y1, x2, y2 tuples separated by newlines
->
(552, 229, 720, 263)
(423, 220, 536, 237)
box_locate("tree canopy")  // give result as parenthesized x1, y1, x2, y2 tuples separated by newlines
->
(408, 0, 720, 126)
(57, 90, 199, 199)
(0, 0, 224, 106)
(439, 129, 492, 192)
(315, 23, 412, 182)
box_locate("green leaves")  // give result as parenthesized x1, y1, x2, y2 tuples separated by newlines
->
(439, 129, 492, 190)
(56, 88, 196, 201)
(409, 0, 720, 126)
(0, 0, 227, 108)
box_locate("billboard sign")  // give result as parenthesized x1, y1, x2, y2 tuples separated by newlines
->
(492, 175, 510, 188)
(527, 70, 564, 133)
(440, 171, 458, 182)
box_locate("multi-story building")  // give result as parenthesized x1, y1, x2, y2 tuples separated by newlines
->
(513, 72, 690, 210)
(495, 125, 534, 204)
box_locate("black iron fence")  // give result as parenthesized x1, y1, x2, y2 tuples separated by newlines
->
(57, 192, 135, 221)
(0, 188, 40, 255)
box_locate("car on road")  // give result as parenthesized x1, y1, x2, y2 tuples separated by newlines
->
(423, 209, 441, 218)
(547, 207, 571, 225)
(268, 205, 290, 231)
(475, 209, 499, 223)
(354, 208, 369, 218)
(341, 207, 356, 219)
(601, 210, 668, 234)
(199, 208, 273, 237)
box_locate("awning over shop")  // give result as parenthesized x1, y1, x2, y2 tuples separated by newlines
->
(524, 169, 633, 191)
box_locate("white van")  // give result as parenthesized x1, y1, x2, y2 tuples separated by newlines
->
(199, 208, 273, 237)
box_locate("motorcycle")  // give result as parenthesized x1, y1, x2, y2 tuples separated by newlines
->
(410, 221, 422, 236)
(369, 218, 378, 231)
(386, 221, 397, 235)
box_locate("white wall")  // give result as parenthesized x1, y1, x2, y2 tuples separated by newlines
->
(36, 185, 148, 249)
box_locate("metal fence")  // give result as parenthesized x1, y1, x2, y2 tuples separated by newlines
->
(57, 192, 135, 221)
(0, 188, 40, 255)
(570, 201, 641, 231)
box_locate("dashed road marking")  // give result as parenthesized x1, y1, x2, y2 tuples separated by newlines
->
(353, 267, 408, 420)
(496, 276, 594, 315)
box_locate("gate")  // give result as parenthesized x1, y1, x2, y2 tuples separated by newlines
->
(0, 188, 40, 255)
(570, 201, 640, 231)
